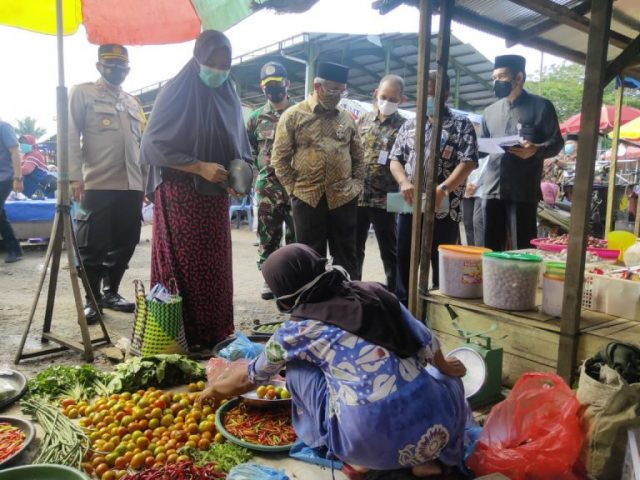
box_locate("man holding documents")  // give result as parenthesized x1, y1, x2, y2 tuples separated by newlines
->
(390, 71, 478, 304)
(481, 54, 564, 251)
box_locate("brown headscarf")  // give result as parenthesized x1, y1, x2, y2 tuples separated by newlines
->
(262, 244, 421, 358)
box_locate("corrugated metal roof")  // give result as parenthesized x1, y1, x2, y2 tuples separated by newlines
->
(229, 31, 496, 111)
(374, 0, 640, 80)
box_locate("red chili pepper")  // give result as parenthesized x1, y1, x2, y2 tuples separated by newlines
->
(121, 461, 225, 479)
(0, 423, 25, 462)
(223, 403, 296, 447)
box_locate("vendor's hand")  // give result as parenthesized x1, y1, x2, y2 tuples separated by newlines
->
(198, 162, 228, 184)
(439, 356, 467, 378)
(71, 181, 84, 202)
(12, 178, 23, 194)
(227, 187, 243, 197)
(400, 179, 414, 205)
(509, 141, 538, 160)
(198, 384, 224, 408)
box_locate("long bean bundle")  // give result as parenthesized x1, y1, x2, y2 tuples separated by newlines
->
(21, 397, 89, 469)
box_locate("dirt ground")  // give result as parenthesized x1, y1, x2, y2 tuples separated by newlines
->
(0, 223, 386, 376)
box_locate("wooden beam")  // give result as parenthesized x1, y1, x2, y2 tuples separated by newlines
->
(416, 0, 453, 319)
(453, 5, 587, 65)
(558, 0, 613, 384)
(408, 0, 433, 315)
(506, 0, 633, 50)
(605, 33, 640, 85)
(506, 0, 592, 48)
(604, 83, 624, 236)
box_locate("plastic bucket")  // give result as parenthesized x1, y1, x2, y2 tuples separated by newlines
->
(438, 245, 492, 298)
(482, 252, 542, 310)
(542, 273, 565, 317)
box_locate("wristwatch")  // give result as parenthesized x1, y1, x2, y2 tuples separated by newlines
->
(438, 183, 449, 193)
(13, 176, 23, 181)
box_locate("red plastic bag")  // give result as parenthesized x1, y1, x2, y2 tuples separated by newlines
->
(467, 372, 584, 480)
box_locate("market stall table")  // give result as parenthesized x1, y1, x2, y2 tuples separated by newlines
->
(4, 199, 56, 241)
(423, 290, 640, 387)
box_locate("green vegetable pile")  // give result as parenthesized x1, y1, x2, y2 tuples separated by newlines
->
(26, 364, 112, 401)
(22, 397, 90, 468)
(108, 354, 206, 393)
(180, 442, 253, 473)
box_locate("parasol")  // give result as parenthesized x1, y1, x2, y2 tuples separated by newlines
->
(560, 104, 640, 135)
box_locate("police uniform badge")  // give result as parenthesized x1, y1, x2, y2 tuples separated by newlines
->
(102, 118, 112, 127)
(264, 65, 276, 76)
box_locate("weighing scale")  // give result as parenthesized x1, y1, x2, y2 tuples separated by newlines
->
(444, 307, 505, 408)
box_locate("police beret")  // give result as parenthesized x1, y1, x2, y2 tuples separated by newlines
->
(494, 55, 526, 73)
(260, 61, 288, 85)
(99, 44, 129, 63)
(317, 62, 349, 84)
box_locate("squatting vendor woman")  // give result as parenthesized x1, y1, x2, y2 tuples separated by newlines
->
(200, 243, 471, 477)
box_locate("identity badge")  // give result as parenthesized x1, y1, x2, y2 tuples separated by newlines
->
(336, 124, 346, 140)
(443, 145, 454, 160)
(377, 150, 389, 165)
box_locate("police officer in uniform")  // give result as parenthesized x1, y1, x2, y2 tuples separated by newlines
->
(246, 62, 295, 300)
(69, 44, 146, 323)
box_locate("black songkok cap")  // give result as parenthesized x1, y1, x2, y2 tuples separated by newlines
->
(494, 54, 526, 73)
(317, 62, 349, 84)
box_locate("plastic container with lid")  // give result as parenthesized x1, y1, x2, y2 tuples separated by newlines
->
(482, 252, 543, 311)
(542, 265, 565, 317)
(438, 245, 492, 298)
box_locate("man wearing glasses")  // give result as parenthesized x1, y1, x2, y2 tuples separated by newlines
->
(69, 44, 147, 324)
(272, 62, 364, 278)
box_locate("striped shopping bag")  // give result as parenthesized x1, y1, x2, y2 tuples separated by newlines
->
(130, 280, 188, 356)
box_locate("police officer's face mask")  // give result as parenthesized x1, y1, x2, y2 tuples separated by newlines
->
(99, 63, 129, 86)
(265, 85, 287, 104)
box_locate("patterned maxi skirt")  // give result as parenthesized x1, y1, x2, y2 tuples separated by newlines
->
(151, 173, 234, 349)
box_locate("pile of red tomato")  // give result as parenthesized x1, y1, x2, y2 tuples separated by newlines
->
(62, 381, 225, 480)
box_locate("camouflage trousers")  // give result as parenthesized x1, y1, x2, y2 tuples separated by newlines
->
(256, 186, 295, 270)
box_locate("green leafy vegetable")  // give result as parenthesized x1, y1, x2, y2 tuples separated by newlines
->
(26, 364, 112, 401)
(180, 442, 253, 473)
(108, 354, 206, 393)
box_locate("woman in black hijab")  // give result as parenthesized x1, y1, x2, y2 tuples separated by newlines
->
(200, 244, 471, 477)
(140, 31, 252, 350)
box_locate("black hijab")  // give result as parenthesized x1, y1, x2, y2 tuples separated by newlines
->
(140, 30, 252, 196)
(262, 244, 422, 358)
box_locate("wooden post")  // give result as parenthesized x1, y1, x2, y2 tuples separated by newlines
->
(557, 0, 613, 384)
(605, 82, 624, 236)
(416, 0, 454, 320)
(408, 0, 433, 315)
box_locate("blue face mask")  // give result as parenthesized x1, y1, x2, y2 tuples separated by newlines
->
(564, 143, 576, 155)
(198, 64, 230, 89)
(426, 96, 435, 116)
(19, 143, 32, 154)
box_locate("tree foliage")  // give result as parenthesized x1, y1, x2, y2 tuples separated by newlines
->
(14, 116, 47, 139)
(526, 62, 640, 122)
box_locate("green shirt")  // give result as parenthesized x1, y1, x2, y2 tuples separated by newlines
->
(246, 99, 294, 192)
(356, 110, 406, 209)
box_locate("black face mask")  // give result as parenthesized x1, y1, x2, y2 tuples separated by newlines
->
(100, 64, 128, 86)
(265, 85, 287, 104)
(494, 80, 513, 99)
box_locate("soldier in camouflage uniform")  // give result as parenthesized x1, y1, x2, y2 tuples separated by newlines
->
(354, 75, 407, 292)
(247, 62, 295, 299)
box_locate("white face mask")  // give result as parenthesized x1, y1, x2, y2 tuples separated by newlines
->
(378, 99, 399, 116)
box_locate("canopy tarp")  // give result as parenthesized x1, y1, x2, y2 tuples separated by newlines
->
(0, 0, 288, 44)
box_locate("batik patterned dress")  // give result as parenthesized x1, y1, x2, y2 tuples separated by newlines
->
(248, 305, 468, 470)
